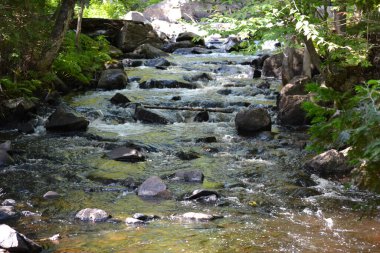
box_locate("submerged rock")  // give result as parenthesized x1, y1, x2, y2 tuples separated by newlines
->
(0, 224, 42, 253)
(45, 107, 89, 132)
(139, 79, 196, 89)
(144, 57, 171, 68)
(0, 149, 13, 166)
(173, 170, 204, 183)
(235, 108, 272, 134)
(303, 149, 353, 178)
(75, 208, 110, 222)
(193, 111, 209, 122)
(177, 212, 222, 221)
(0, 206, 17, 220)
(176, 150, 200, 160)
(163, 41, 194, 53)
(98, 69, 128, 90)
(138, 176, 169, 198)
(183, 73, 213, 82)
(0, 141, 11, 152)
(195, 136, 217, 143)
(106, 146, 146, 162)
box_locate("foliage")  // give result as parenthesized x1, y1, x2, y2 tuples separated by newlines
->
(53, 31, 111, 85)
(303, 81, 380, 191)
(83, 0, 162, 19)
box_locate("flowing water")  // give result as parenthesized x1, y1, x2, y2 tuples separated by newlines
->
(0, 49, 379, 252)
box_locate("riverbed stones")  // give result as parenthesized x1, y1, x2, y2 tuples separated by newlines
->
(163, 41, 194, 53)
(0, 206, 17, 220)
(110, 93, 131, 105)
(176, 32, 205, 46)
(235, 108, 272, 134)
(183, 73, 213, 82)
(262, 53, 283, 78)
(144, 57, 171, 68)
(98, 69, 128, 90)
(0, 224, 42, 253)
(125, 217, 146, 225)
(173, 170, 204, 183)
(75, 208, 110, 222)
(280, 75, 310, 96)
(176, 150, 200, 160)
(0, 141, 11, 152)
(278, 95, 310, 126)
(1, 199, 16, 206)
(133, 44, 168, 59)
(138, 176, 169, 198)
(45, 107, 89, 132)
(106, 146, 146, 162)
(134, 107, 169, 124)
(139, 79, 196, 89)
(303, 149, 353, 178)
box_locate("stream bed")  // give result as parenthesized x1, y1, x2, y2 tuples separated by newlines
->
(0, 49, 379, 252)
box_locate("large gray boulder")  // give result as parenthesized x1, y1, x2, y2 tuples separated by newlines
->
(303, 149, 353, 178)
(98, 69, 128, 90)
(0, 224, 42, 253)
(235, 108, 272, 134)
(117, 22, 163, 53)
(278, 95, 310, 126)
(45, 107, 89, 132)
(138, 176, 169, 198)
(123, 11, 149, 23)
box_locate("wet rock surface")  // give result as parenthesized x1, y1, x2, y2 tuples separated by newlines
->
(106, 146, 146, 162)
(0, 224, 42, 253)
(235, 108, 272, 134)
(138, 176, 169, 198)
(75, 208, 110, 222)
(45, 107, 89, 132)
(98, 69, 128, 90)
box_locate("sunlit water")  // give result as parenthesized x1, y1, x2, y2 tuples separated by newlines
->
(0, 50, 379, 252)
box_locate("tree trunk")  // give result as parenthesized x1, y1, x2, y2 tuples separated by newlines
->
(36, 0, 76, 72)
(302, 44, 312, 78)
(281, 36, 296, 85)
(75, 0, 85, 50)
(333, 6, 346, 34)
(302, 36, 322, 74)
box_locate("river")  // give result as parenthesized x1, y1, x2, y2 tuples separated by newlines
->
(0, 47, 379, 252)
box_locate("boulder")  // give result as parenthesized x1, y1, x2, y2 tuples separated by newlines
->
(162, 41, 194, 53)
(195, 136, 217, 143)
(303, 149, 353, 178)
(144, 58, 171, 68)
(123, 11, 149, 23)
(110, 93, 131, 105)
(0, 224, 42, 253)
(0, 150, 13, 166)
(278, 95, 309, 126)
(117, 21, 163, 52)
(183, 73, 213, 82)
(0, 141, 11, 152)
(97, 69, 128, 90)
(193, 111, 209, 122)
(0, 98, 36, 126)
(133, 44, 168, 59)
(0, 206, 17, 220)
(224, 36, 241, 52)
(262, 53, 283, 78)
(138, 176, 168, 197)
(173, 170, 204, 183)
(108, 45, 123, 58)
(280, 75, 310, 96)
(75, 208, 110, 222)
(134, 107, 169, 124)
(139, 79, 196, 89)
(173, 47, 213, 55)
(106, 146, 146, 162)
(132, 213, 159, 221)
(123, 59, 144, 67)
(1, 199, 16, 206)
(125, 217, 146, 225)
(235, 108, 272, 134)
(251, 54, 270, 69)
(45, 107, 89, 132)
(176, 32, 204, 46)
(253, 69, 262, 78)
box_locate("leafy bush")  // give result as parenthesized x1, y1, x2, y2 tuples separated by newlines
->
(0, 77, 42, 98)
(303, 81, 380, 191)
(53, 31, 111, 85)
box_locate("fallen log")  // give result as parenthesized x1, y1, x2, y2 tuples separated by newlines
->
(129, 104, 234, 113)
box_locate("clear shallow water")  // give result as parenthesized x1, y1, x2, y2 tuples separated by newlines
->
(0, 51, 379, 252)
